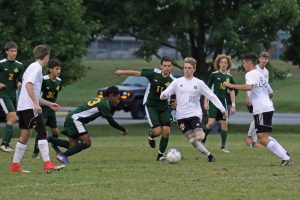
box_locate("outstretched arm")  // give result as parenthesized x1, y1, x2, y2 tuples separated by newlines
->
(104, 116, 128, 135)
(115, 70, 141, 76)
(223, 82, 253, 91)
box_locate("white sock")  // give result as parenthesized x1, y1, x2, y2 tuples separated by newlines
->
(38, 139, 50, 162)
(248, 121, 255, 137)
(266, 140, 290, 160)
(252, 133, 258, 143)
(190, 138, 210, 156)
(12, 142, 27, 163)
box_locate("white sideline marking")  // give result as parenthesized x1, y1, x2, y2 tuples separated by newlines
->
(2, 182, 97, 189)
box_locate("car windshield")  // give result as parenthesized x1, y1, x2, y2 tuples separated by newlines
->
(122, 76, 149, 87)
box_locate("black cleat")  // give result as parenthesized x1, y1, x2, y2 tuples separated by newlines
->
(208, 154, 215, 162)
(156, 153, 165, 161)
(281, 155, 293, 166)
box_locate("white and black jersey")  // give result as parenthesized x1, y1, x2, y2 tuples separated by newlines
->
(17, 61, 43, 111)
(160, 76, 226, 120)
(245, 69, 274, 115)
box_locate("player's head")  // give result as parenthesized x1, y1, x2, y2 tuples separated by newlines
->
(48, 59, 61, 77)
(33, 44, 50, 66)
(4, 41, 18, 61)
(104, 86, 120, 106)
(160, 56, 172, 76)
(183, 57, 197, 78)
(214, 54, 232, 71)
(242, 53, 258, 72)
(258, 51, 269, 68)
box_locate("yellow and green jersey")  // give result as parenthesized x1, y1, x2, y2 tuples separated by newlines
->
(141, 68, 175, 109)
(207, 71, 234, 100)
(41, 75, 62, 103)
(0, 58, 24, 98)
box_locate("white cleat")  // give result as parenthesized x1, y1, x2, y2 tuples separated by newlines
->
(0, 144, 14, 152)
(221, 148, 230, 153)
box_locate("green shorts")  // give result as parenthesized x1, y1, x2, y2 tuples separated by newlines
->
(0, 95, 16, 113)
(61, 112, 87, 138)
(42, 106, 57, 128)
(208, 99, 227, 121)
(145, 106, 171, 128)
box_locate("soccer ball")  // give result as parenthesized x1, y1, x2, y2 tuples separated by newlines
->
(166, 148, 182, 164)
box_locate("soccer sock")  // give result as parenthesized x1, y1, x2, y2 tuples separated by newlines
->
(190, 138, 210, 156)
(220, 130, 227, 149)
(12, 142, 27, 163)
(51, 134, 62, 153)
(47, 135, 70, 149)
(159, 136, 169, 154)
(266, 140, 290, 160)
(38, 140, 51, 162)
(268, 136, 287, 153)
(202, 127, 211, 143)
(63, 143, 90, 157)
(2, 124, 13, 145)
(248, 121, 255, 137)
(33, 136, 39, 154)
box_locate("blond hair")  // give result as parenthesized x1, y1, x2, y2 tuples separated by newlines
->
(183, 57, 197, 69)
(214, 54, 232, 70)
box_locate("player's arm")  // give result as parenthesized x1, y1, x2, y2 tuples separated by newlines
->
(115, 70, 141, 76)
(223, 82, 253, 91)
(267, 83, 274, 99)
(204, 73, 214, 111)
(39, 98, 60, 112)
(229, 89, 236, 115)
(104, 116, 128, 135)
(160, 80, 176, 100)
(25, 82, 41, 113)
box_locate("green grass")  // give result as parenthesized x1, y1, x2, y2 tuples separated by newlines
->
(59, 59, 300, 112)
(1, 124, 299, 200)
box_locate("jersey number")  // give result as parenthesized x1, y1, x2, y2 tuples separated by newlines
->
(47, 91, 56, 99)
(220, 83, 226, 90)
(87, 98, 101, 107)
(156, 86, 164, 94)
(8, 73, 14, 80)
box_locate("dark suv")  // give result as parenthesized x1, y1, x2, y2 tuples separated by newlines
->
(98, 76, 149, 119)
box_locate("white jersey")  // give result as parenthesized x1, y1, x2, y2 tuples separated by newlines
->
(256, 64, 273, 94)
(160, 76, 226, 120)
(245, 69, 274, 115)
(17, 61, 43, 111)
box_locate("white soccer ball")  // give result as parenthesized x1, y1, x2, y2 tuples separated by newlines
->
(166, 148, 182, 164)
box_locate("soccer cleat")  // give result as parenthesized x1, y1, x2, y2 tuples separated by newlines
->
(32, 153, 40, 159)
(246, 137, 253, 147)
(208, 154, 215, 162)
(0, 144, 14, 152)
(252, 142, 260, 148)
(44, 161, 65, 173)
(281, 155, 293, 166)
(156, 153, 165, 161)
(9, 163, 31, 173)
(221, 148, 230, 153)
(56, 153, 69, 165)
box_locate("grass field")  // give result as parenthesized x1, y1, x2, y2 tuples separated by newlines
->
(59, 59, 300, 112)
(1, 124, 299, 200)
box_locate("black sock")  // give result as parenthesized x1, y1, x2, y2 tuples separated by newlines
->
(63, 143, 90, 157)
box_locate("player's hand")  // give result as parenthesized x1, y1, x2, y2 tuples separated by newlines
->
(114, 70, 123, 76)
(35, 104, 42, 114)
(17, 82, 22, 89)
(222, 111, 227, 120)
(160, 94, 167, 100)
(230, 106, 236, 115)
(0, 83, 6, 89)
(49, 103, 60, 112)
(170, 100, 177, 110)
(223, 81, 231, 88)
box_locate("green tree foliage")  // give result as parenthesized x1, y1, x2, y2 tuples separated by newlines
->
(282, 23, 300, 69)
(84, 0, 299, 80)
(0, 0, 93, 85)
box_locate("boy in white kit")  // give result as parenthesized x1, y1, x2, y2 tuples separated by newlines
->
(10, 45, 65, 173)
(224, 53, 292, 166)
(160, 57, 226, 162)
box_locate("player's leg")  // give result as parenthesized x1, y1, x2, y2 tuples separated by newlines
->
(254, 112, 292, 166)
(203, 103, 218, 143)
(0, 97, 17, 152)
(156, 109, 171, 161)
(63, 133, 91, 157)
(219, 119, 229, 153)
(32, 135, 40, 158)
(246, 121, 255, 147)
(145, 106, 161, 148)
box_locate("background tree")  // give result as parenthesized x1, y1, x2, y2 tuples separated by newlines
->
(84, 0, 299, 80)
(0, 0, 93, 85)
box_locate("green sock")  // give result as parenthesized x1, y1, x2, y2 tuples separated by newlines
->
(159, 136, 169, 154)
(220, 130, 227, 149)
(2, 124, 13, 145)
(63, 143, 89, 157)
(202, 127, 211, 143)
(47, 136, 69, 149)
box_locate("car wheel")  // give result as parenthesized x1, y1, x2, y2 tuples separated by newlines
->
(131, 99, 145, 119)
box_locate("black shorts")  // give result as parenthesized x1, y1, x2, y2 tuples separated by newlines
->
(247, 105, 253, 113)
(253, 111, 273, 133)
(18, 109, 45, 130)
(177, 117, 203, 135)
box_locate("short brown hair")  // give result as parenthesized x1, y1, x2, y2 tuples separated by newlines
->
(214, 54, 232, 70)
(259, 51, 269, 58)
(242, 52, 258, 65)
(183, 57, 197, 69)
(160, 56, 173, 65)
(48, 59, 61, 69)
(33, 45, 50, 60)
(5, 41, 18, 50)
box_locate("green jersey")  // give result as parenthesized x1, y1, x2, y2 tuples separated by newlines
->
(207, 71, 234, 100)
(0, 58, 24, 98)
(69, 97, 112, 124)
(141, 68, 175, 109)
(41, 75, 62, 103)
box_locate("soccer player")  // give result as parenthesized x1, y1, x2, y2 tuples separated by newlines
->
(246, 52, 273, 148)
(203, 54, 236, 153)
(223, 53, 292, 166)
(52, 86, 128, 165)
(0, 41, 24, 152)
(32, 59, 62, 158)
(10, 44, 65, 173)
(114, 56, 175, 161)
(160, 57, 226, 162)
